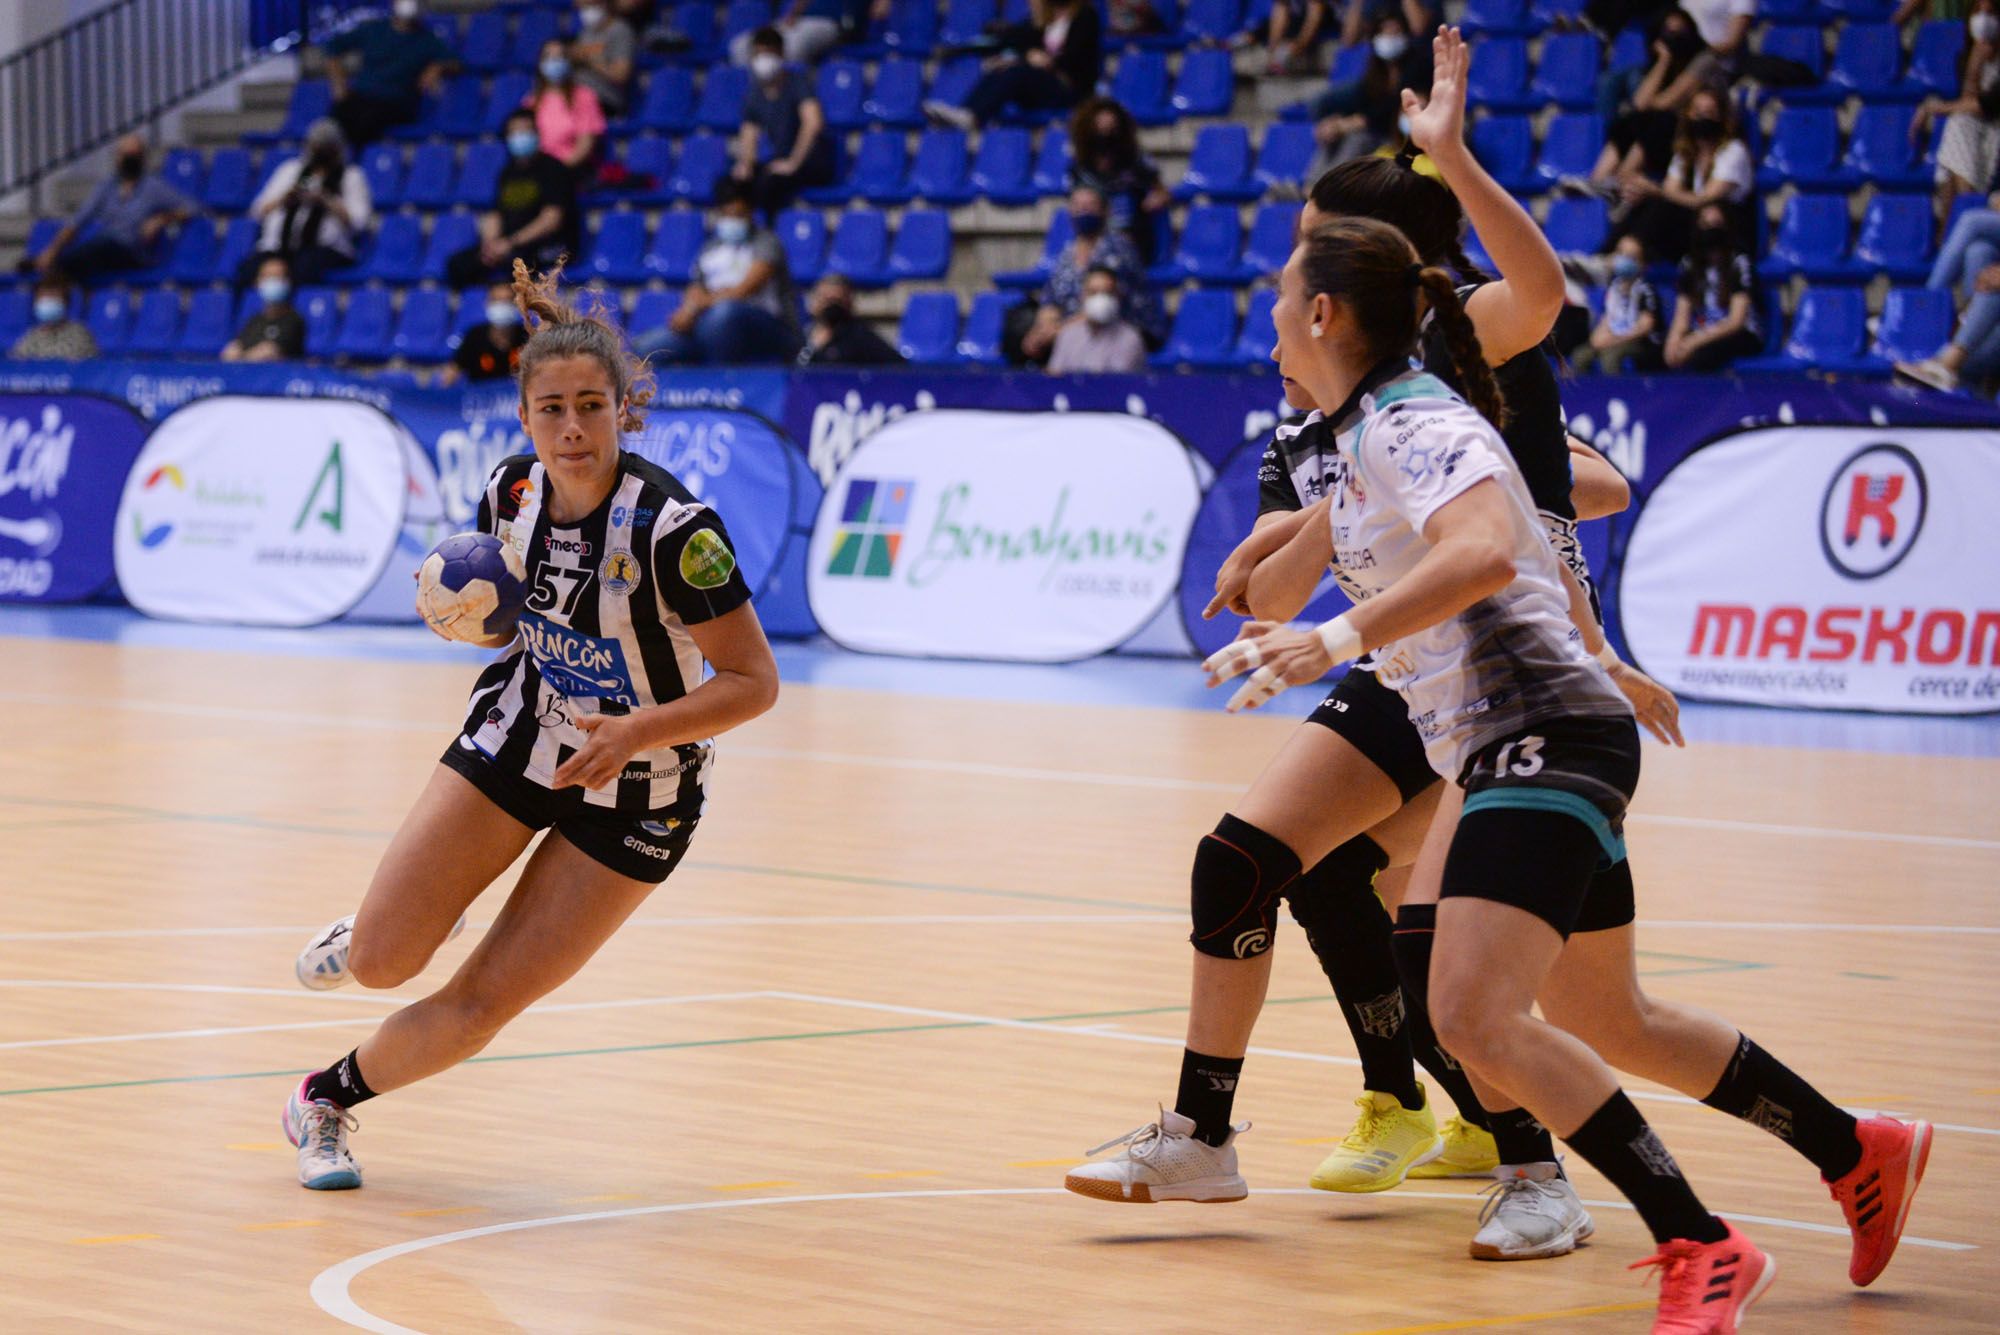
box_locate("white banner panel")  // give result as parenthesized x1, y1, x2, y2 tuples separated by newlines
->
(114, 396, 407, 626)
(343, 428, 449, 623)
(1620, 425, 2000, 714)
(806, 410, 1203, 661)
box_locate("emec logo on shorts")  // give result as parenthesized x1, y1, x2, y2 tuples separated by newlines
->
(825, 477, 914, 579)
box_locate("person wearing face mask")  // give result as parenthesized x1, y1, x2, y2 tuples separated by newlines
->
(222, 257, 307, 363)
(635, 179, 802, 364)
(1914, 2, 2000, 198)
(732, 27, 836, 213)
(446, 282, 533, 384)
(1066, 97, 1170, 263)
(727, 0, 862, 66)
(239, 118, 374, 290)
(1047, 267, 1147, 373)
(1581, 9, 1715, 200)
(571, 1, 638, 116)
(322, 0, 454, 149)
(447, 111, 581, 289)
(798, 275, 904, 365)
(1021, 186, 1162, 364)
(1610, 86, 1749, 263)
(525, 39, 607, 180)
(26, 133, 197, 284)
(1306, 15, 1433, 173)
(1665, 204, 1761, 371)
(7, 277, 97, 362)
(1575, 236, 1664, 372)
(925, 0, 1103, 130)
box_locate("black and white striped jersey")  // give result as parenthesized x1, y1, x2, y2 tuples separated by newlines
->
(458, 451, 752, 814)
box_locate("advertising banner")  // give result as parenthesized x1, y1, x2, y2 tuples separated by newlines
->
(1620, 425, 2000, 714)
(807, 410, 1204, 661)
(114, 396, 408, 626)
(343, 430, 449, 623)
(0, 393, 150, 603)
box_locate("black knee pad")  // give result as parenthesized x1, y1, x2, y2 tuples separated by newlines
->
(1190, 814, 1302, 959)
(1287, 834, 1391, 955)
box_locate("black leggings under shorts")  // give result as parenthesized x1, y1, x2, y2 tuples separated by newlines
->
(441, 736, 698, 884)
(1306, 666, 1440, 804)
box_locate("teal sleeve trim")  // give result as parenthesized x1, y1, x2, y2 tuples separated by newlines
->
(1461, 786, 1628, 867)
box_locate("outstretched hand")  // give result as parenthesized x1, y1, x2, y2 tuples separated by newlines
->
(1203, 620, 1336, 713)
(1400, 26, 1468, 160)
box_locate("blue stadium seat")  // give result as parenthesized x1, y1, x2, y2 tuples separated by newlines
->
(993, 208, 1071, 287)
(1820, 0, 1891, 16)
(361, 143, 405, 209)
(214, 216, 261, 281)
(86, 290, 134, 354)
(775, 209, 828, 284)
(451, 288, 488, 341)
(248, 80, 330, 146)
(349, 212, 426, 285)
(1242, 201, 1299, 276)
(424, 75, 486, 142)
(1234, 287, 1276, 366)
(1607, 24, 1649, 75)
(0, 289, 27, 350)
(1828, 23, 1901, 97)
(1757, 0, 1819, 18)
(1032, 130, 1072, 196)
(819, 61, 868, 131)
(126, 288, 183, 356)
(164, 220, 221, 285)
(402, 143, 457, 210)
(898, 291, 962, 363)
(627, 289, 684, 340)
(1781, 285, 1868, 367)
(928, 56, 984, 110)
(887, 208, 952, 279)
(879, 0, 940, 54)
(1871, 287, 1951, 364)
(1171, 49, 1234, 119)
(1253, 122, 1315, 192)
(672, 1, 720, 59)
(582, 210, 651, 283)
(1328, 42, 1370, 85)
(1764, 193, 1850, 280)
(390, 287, 452, 361)
(827, 208, 891, 285)
(16, 219, 57, 270)
(455, 142, 508, 209)
(1159, 203, 1243, 284)
(1853, 193, 1935, 283)
(1758, 105, 1841, 190)
(481, 73, 535, 136)
(1112, 51, 1174, 126)
(1469, 114, 1537, 194)
(420, 213, 481, 282)
(646, 210, 707, 283)
(839, 130, 909, 204)
(970, 127, 1036, 205)
(177, 287, 236, 357)
(698, 65, 753, 132)
(1842, 104, 1928, 189)
(616, 136, 676, 204)
(508, 9, 560, 69)
(1534, 112, 1604, 186)
(958, 290, 1009, 362)
(1531, 32, 1600, 110)
(460, 9, 511, 72)
(161, 148, 204, 203)
(297, 286, 341, 357)
(632, 66, 698, 134)
(911, 128, 973, 204)
(332, 288, 394, 361)
(1466, 37, 1533, 112)
(865, 58, 926, 128)
(1542, 196, 1608, 255)
(203, 148, 257, 212)
(940, 0, 996, 45)
(1175, 124, 1256, 201)
(1150, 289, 1238, 368)
(1532, 0, 1587, 21)
(1758, 27, 1826, 84)
(670, 133, 732, 202)
(1459, 0, 1535, 37)
(1907, 20, 1966, 97)
(1182, 0, 1244, 44)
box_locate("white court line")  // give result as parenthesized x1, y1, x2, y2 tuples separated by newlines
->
(0, 980, 410, 1004)
(1641, 921, 2000, 935)
(309, 1186, 1978, 1335)
(0, 914, 1187, 944)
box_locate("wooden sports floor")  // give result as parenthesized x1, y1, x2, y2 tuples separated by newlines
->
(2, 629, 1996, 1333)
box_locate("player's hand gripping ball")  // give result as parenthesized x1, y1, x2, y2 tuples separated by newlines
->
(417, 532, 528, 648)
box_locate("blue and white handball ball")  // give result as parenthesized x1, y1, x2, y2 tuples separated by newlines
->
(417, 532, 528, 646)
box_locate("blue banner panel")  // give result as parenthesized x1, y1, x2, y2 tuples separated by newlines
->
(0, 393, 151, 603)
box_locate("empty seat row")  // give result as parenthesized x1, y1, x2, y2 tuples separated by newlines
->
(1739, 284, 1950, 372)
(580, 206, 953, 287)
(1756, 103, 1935, 191)
(994, 201, 1301, 290)
(1765, 192, 1935, 284)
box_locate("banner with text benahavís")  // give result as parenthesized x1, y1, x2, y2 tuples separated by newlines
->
(0, 393, 151, 603)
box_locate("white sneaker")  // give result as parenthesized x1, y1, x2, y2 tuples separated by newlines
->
(1064, 1107, 1250, 1204)
(1893, 358, 1958, 392)
(283, 1077, 362, 1190)
(1470, 1162, 1595, 1260)
(922, 100, 975, 131)
(295, 912, 466, 990)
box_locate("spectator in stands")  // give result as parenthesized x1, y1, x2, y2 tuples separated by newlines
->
(1611, 86, 1750, 263)
(1107, 0, 1166, 42)
(1256, 0, 1330, 76)
(1585, 0, 1676, 36)
(1589, 9, 1710, 183)
(573, 2, 638, 116)
(733, 27, 837, 213)
(731, 0, 860, 65)
(27, 134, 196, 284)
(925, 0, 1103, 130)
(528, 39, 608, 179)
(221, 257, 306, 363)
(323, 0, 453, 149)
(1895, 0, 1977, 23)
(8, 275, 96, 361)
(1895, 190, 2000, 390)
(1664, 203, 1761, 370)
(1047, 266, 1148, 373)
(1678, 0, 1756, 78)
(1913, 2, 2000, 199)
(447, 111, 581, 288)
(1308, 11, 1433, 171)
(1574, 236, 1664, 372)
(635, 179, 801, 364)
(239, 119, 373, 289)
(1068, 97, 1170, 263)
(445, 282, 531, 384)
(1335, 1, 1435, 58)
(1021, 185, 1163, 363)
(797, 275, 904, 365)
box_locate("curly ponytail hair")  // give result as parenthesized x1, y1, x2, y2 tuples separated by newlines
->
(1299, 216, 1509, 430)
(511, 258, 656, 434)
(1307, 156, 1493, 284)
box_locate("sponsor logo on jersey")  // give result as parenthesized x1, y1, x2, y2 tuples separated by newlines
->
(824, 476, 913, 579)
(600, 548, 641, 595)
(1819, 443, 1925, 581)
(622, 755, 697, 781)
(679, 528, 736, 590)
(543, 534, 593, 557)
(517, 614, 639, 704)
(508, 477, 535, 513)
(611, 505, 656, 528)
(622, 833, 680, 860)
(638, 818, 682, 836)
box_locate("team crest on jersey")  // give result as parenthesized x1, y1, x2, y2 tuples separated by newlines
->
(679, 528, 735, 590)
(600, 548, 641, 596)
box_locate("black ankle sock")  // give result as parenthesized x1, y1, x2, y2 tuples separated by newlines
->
(303, 1049, 378, 1109)
(1702, 1033, 1862, 1180)
(1289, 839, 1423, 1110)
(1488, 1105, 1557, 1166)
(1391, 903, 1488, 1130)
(1175, 1049, 1245, 1146)
(1565, 1090, 1727, 1245)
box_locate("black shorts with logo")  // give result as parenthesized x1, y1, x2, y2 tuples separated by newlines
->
(1305, 666, 1440, 803)
(441, 736, 698, 884)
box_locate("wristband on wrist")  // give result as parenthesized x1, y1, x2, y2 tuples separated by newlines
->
(1594, 642, 1620, 668)
(1314, 613, 1363, 666)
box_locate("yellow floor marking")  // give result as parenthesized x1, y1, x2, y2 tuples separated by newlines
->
(396, 1206, 486, 1218)
(709, 1180, 800, 1191)
(1974, 1086, 2000, 1096)
(239, 1219, 325, 1232)
(563, 1193, 643, 1204)
(1008, 1158, 1083, 1168)
(862, 1170, 942, 1179)
(1346, 1300, 1656, 1334)
(70, 1234, 161, 1246)
(226, 1142, 284, 1152)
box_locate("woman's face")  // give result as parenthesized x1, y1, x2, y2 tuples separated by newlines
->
(1687, 91, 1721, 124)
(1269, 247, 1331, 387)
(519, 354, 624, 498)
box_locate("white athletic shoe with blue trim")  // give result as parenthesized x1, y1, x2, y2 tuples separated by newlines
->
(295, 912, 466, 991)
(283, 1078, 362, 1190)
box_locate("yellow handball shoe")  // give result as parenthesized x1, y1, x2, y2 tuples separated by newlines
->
(1409, 1115, 1502, 1180)
(1309, 1088, 1443, 1194)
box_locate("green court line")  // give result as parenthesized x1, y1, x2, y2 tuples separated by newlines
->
(1633, 949, 1769, 978)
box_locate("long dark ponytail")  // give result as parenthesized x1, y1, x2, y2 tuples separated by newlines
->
(1309, 154, 1493, 284)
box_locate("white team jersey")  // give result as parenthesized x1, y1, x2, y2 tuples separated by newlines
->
(1320, 368, 1631, 778)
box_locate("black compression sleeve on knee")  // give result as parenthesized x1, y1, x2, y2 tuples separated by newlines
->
(1190, 814, 1302, 959)
(1289, 837, 1421, 1109)
(1391, 903, 1489, 1131)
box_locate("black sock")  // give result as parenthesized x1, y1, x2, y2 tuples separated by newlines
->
(1390, 903, 1489, 1131)
(1565, 1090, 1727, 1244)
(1487, 1105, 1558, 1165)
(303, 1048, 378, 1109)
(1175, 1049, 1245, 1147)
(1289, 838, 1424, 1110)
(1702, 1033, 1862, 1180)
